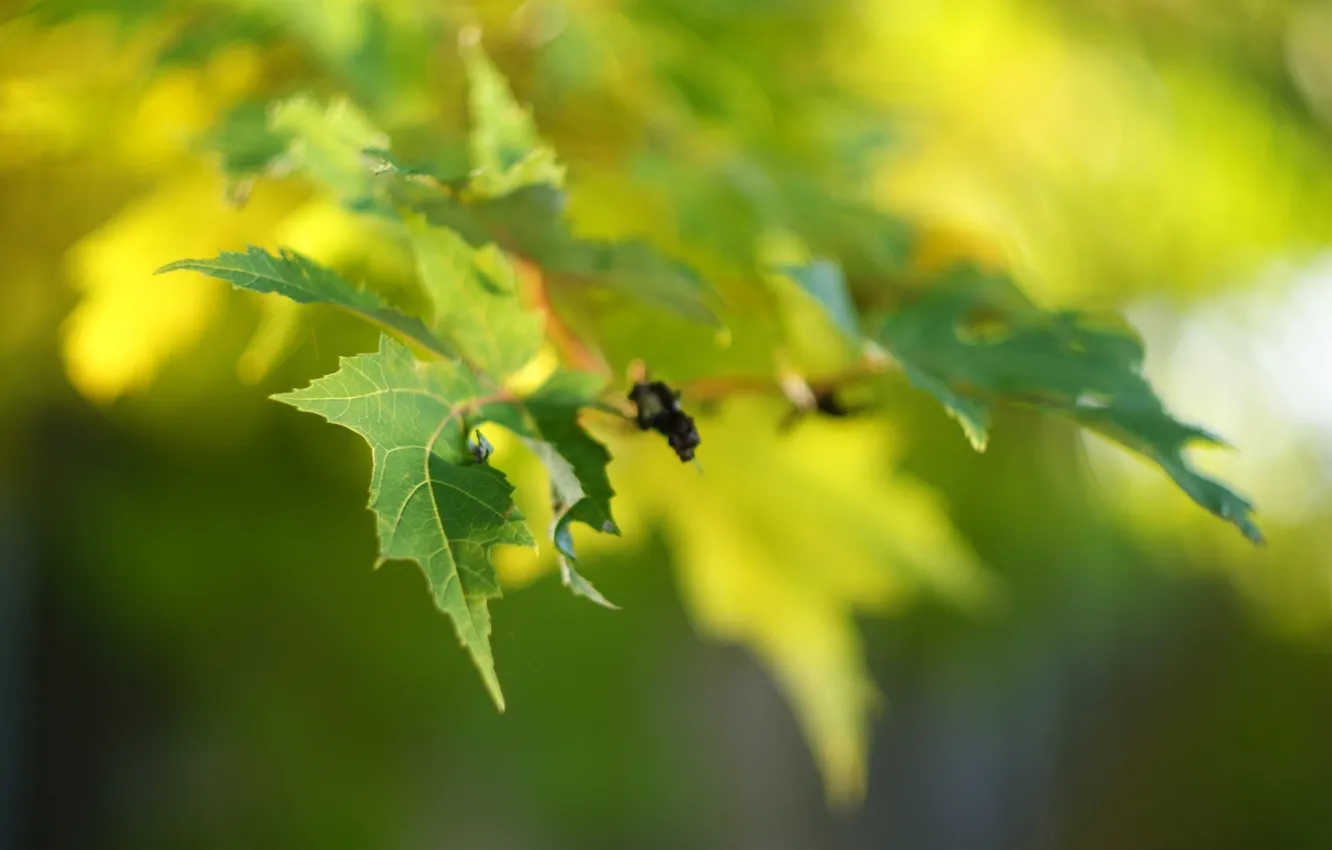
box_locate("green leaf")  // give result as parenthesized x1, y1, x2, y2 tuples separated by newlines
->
(272, 335, 536, 708)
(637, 152, 915, 280)
(361, 146, 470, 185)
(485, 371, 622, 608)
(551, 237, 716, 326)
(199, 94, 394, 203)
(521, 372, 618, 535)
(898, 364, 992, 452)
(405, 215, 544, 380)
(787, 188, 915, 281)
(778, 259, 861, 341)
(202, 101, 292, 182)
(156, 246, 454, 360)
(399, 184, 717, 324)
(214, 89, 709, 325)
(267, 95, 390, 205)
(556, 523, 619, 610)
(1073, 407, 1261, 544)
(872, 265, 1262, 542)
(460, 30, 566, 198)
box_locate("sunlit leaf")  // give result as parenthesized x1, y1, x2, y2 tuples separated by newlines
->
(762, 254, 864, 373)
(19, 0, 1292, 809)
(156, 245, 453, 359)
(404, 215, 543, 379)
(460, 30, 565, 198)
(272, 335, 536, 708)
(401, 184, 718, 324)
(267, 95, 389, 205)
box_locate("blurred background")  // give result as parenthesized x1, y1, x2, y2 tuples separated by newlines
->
(3, 0, 1332, 848)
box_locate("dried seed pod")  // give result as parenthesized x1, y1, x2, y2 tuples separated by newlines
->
(628, 380, 700, 462)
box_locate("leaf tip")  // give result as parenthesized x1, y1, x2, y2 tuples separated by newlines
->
(960, 422, 989, 452)
(153, 258, 193, 276)
(1195, 429, 1234, 450)
(948, 406, 990, 452)
(559, 558, 620, 609)
(476, 663, 507, 712)
(268, 388, 302, 408)
(1230, 509, 1266, 547)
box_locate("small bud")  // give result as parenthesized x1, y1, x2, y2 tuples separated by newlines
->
(468, 429, 494, 464)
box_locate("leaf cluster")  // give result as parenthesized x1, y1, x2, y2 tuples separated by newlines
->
(139, 27, 1266, 712)
(157, 44, 668, 705)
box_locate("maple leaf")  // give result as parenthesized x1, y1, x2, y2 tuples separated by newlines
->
(396, 183, 719, 324)
(405, 215, 544, 380)
(156, 245, 453, 359)
(872, 265, 1263, 543)
(272, 335, 535, 708)
(484, 371, 622, 609)
(459, 30, 566, 198)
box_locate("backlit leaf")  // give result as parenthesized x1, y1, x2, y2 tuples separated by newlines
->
(267, 95, 389, 205)
(401, 184, 718, 324)
(272, 335, 536, 708)
(405, 215, 543, 379)
(460, 31, 565, 198)
(156, 245, 453, 359)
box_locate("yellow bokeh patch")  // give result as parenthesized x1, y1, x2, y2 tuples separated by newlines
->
(62, 171, 304, 402)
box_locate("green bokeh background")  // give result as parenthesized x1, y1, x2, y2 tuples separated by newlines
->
(3, 1, 1332, 848)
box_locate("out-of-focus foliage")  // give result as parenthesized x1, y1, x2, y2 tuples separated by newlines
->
(868, 267, 1262, 543)
(606, 398, 996, 802)
(4, 0, 1332, 812)
(154, 10, 1257, 792)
